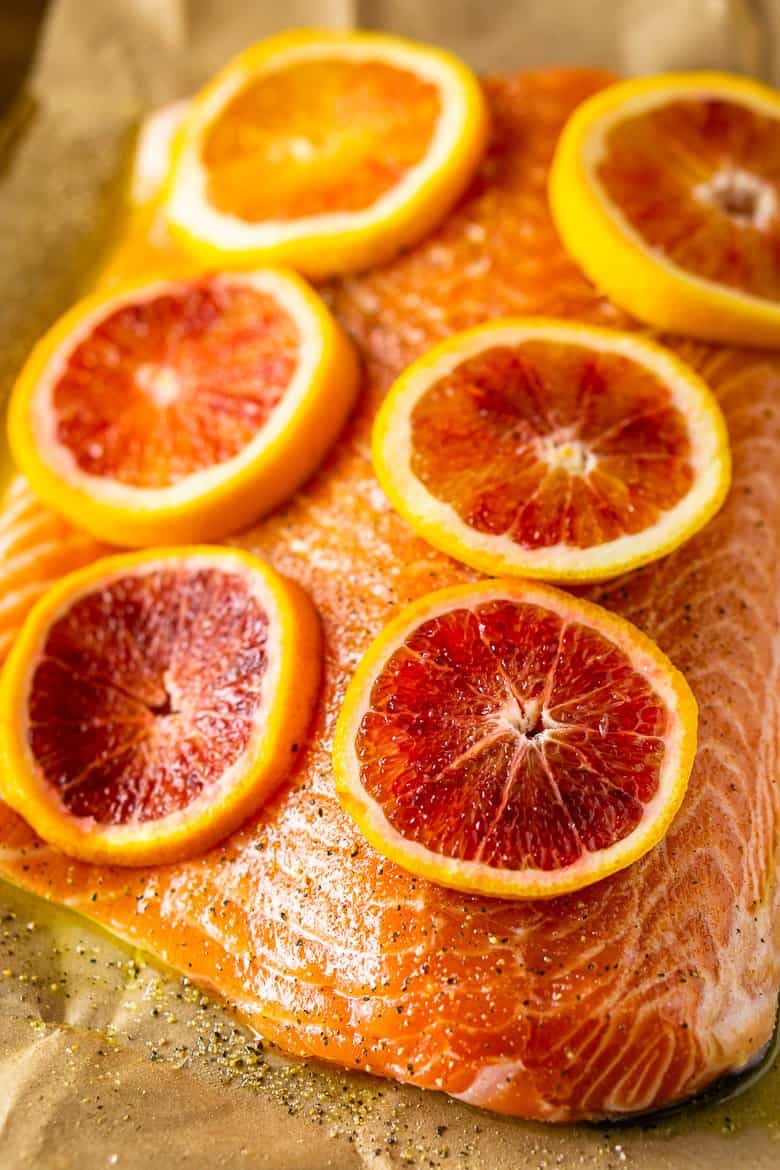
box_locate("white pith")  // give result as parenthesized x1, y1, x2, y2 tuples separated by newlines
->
(338, 583, 690, 896)
(537, 431, 598, 475)
(379, 321, 727, 576)
(693, 167, 779, 231)
(16, 551, 284, 842)
(583, 84, 780, 307)
(130, 99, 190, 205)
(135, 363, 181, 407)
(165, 38, 473, 245)
(30, 271, 323, 510)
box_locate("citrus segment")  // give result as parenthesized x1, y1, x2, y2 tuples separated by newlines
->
(0, 546, 321, 865)
(164, 29, 488, 275)
(549, 72, 780, 345)
(8, 269, 359, 546)
(334, 580, 697, 899)
(372, 318, 730, 581)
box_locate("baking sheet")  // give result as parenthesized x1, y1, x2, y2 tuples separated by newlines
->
(0, 2, 778, 1166)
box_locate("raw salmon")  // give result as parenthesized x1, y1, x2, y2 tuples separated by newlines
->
(0, 69, 777, 1121)
(0, 477, 107, 665)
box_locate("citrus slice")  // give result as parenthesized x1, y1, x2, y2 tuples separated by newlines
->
(333, 579, 697, 899)
(0, 546, 321, 866)
(8, 268, 359, 546)
(372, 318, 730, 582)
(163, 29, 488, 276)
(549, 71, 780, 346)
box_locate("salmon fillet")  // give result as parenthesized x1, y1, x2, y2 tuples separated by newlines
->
(0, 68, 778, 1121)
(0, 477, 107, 664)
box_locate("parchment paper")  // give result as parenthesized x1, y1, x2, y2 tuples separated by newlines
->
(0, 3, 778, 1167)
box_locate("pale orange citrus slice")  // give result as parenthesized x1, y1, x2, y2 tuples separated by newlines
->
(162, 29, 488, 276)
(0, 546, 321, 866)
(333, 579, 697, 899)
(549, 72, 780, 346)
(372, 318, 730, 582)
(8, 268, 359, 546)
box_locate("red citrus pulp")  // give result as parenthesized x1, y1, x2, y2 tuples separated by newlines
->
(372, 319, 730, 581)
(334, 581, 697, 898)
(0, 547, 322, 865)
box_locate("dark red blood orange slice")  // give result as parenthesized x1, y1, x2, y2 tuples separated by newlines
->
(334, 580, 697, 898)
(0, 547, 321, 865)
(372, 318, 730, 581)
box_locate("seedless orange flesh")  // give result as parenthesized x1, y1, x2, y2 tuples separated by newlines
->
(32, 566, 273, 822)
(596, 95, 780, 301)
(202, 58, 440, 221)
(0, 547, 322, 866)
(53, 279, 299, 488)
(164, 30, 489, 275)
(549, 72, 780, 345)
(335, 581, 696, 899)
(411, 339, 693, 547)
(372, 320, 730, 581)
(8, 269, 359, 545)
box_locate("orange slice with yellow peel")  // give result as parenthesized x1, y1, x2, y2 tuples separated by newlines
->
(8, 268, 359, 547)
(0, 546, 321, 866)
(333, 579, 697, 899)
(372, 318, 730, 583)
(549, 72, 780, 346)
(163, 29, 488, 276)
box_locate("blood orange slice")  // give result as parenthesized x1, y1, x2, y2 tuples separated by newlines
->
(8, 268, 358, 546)
(163, 29, 488, 275)
(372, 318, 730, 582)
(549, 72, 780, 346)
(334, 580, 697, 899)
(0, 546, 321, 866)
